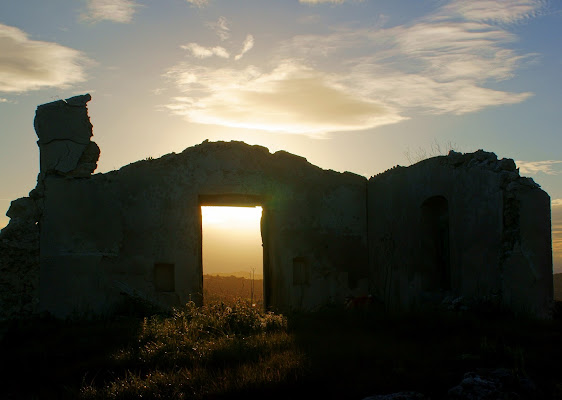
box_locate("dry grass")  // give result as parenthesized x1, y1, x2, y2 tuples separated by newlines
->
(1, 279, 562, 399)
(203, 274, 263, 307)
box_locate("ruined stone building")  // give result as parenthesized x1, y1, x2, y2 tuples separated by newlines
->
(0, 95, 554, 320)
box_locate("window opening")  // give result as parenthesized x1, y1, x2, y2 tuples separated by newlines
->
(154, 263, 175, 292)
(292, 257, 310, 286)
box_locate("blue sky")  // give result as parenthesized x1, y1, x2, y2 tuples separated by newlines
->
(0, 0, 561, 271)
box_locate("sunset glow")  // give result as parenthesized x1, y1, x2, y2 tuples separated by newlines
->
(0, 0, 561, 272)
(201, 206, 263, 275)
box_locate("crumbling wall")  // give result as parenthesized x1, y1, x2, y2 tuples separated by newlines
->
(2, 93, 553, 320)
(40, 138, 368, 318)
(34, 94, 99, 177)
(0, 197, 40, 320)
(0, 94, 101, 320)
(368, 150, 553, 317)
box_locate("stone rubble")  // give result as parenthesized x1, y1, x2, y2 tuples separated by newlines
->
(447, 368, 537, 400)
(0, 196, 40, 321)
(362, 369, 537, 400)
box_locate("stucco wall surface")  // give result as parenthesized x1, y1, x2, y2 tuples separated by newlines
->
(368, 151, 553, 317)
(40, 141, 368, 317)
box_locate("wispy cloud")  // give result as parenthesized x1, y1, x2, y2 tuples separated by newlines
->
(83, 0, 139, 23)
(0, 24, 88, 93)
(441, 0, 544, 23)
(299, 0, 349, 4)
(181, 32, 254, 61)
(0, 98, 8, 103)
(186, 0, 209, 7)
(163, 0, 540, 135)
(234, 35, 254, 61)
(181, 43, 230, 59)
(151, 88, 165, 95)
(164, 62, 404, 135)
(278, 16, 535, 115)
(516, 160, 562, 175)
(207, 17, 230, 41)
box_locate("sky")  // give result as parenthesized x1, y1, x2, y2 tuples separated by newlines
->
(0, 0, 561, 273)
(202, 206, 262, 275)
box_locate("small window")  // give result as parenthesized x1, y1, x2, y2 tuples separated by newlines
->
(154, 263, 175, 292)
(293, 257, 310, 286)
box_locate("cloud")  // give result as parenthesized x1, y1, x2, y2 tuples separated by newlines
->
(181, 43, 230, 59)
(163, 0, 539, 135)
(234, 35, 254, 61)
(278, 1, 537, 115)
(164, 62, 404, 135)
(186, 0, 209, 7)
(0, 24, 88, 93)
(0, 98, 7, 102)
(516, 160, 562, 175)
(83, 0, 139, 23)
(299, 0, 348, 3)
(207, 17, 230, 41)
(441, 0, 544, 24)
(181, 33, 253, 61)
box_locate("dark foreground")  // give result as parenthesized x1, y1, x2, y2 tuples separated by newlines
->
(1, 302, 562, 400)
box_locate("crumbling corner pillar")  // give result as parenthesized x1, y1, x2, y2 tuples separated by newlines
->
(34, 93, 100, 178)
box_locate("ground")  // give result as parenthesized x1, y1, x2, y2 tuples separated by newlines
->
(1, 276, 561, 399)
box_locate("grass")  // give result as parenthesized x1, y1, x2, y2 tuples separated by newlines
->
(80, 302, 294, 399)
(1, 301, 562, 399)
(203, 274, 263, 307)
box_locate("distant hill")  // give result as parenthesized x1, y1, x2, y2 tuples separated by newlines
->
(203, 274, 263, 306)
(204, 272, 562, 302)
(555, 273, 562, 301)
(207, 271, 263, 280)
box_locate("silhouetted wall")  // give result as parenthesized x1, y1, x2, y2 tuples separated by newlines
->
(39, 141, 367, 317)
(0, 95, 553, 320)
(368, 151, 553, 317)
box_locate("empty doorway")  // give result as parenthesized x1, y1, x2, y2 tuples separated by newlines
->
(200, 195, 265, 307)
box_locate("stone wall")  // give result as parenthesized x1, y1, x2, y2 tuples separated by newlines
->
(39, 141, 368, 318)
(0, 94, 101, 320)
(0, 94, 553, 320)
(34, 94, 99, 177)
(368, 150, 553, 317)
(0, 197, 40, 321)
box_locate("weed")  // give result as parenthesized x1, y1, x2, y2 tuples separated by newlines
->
(2, 301, 562, 399)
(78, 301, 298, 399)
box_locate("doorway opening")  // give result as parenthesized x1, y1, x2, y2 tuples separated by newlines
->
(420, 195, 451, 291)
(200, 201, 264, 308)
